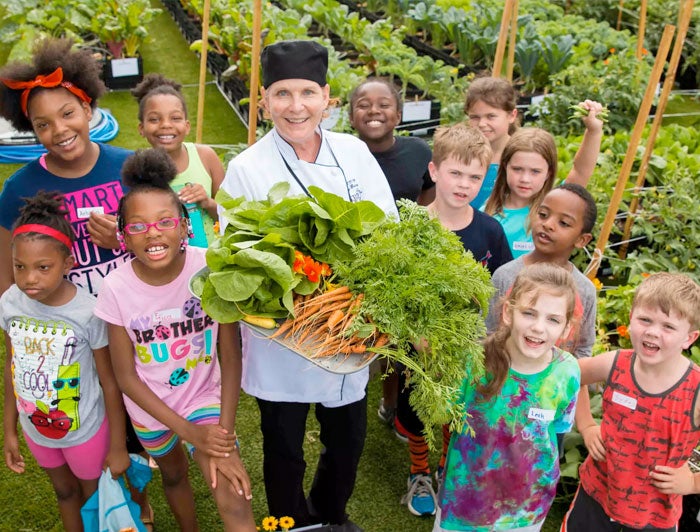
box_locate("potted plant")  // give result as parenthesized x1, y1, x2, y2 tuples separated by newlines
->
(89, 0, 161, 89)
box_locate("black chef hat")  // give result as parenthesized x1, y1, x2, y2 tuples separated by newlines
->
(261, 40, 328, 89)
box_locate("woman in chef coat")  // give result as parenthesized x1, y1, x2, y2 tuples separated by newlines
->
(218, 40, 397, 532)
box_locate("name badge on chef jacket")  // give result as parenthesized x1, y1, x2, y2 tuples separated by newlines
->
(528, 408, 555, 422)
(611, 391, 637, 410)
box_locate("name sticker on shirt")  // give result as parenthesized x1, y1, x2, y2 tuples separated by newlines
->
(153, 308, 181, 322)
(76, 206, 104, 218)
(528, 408, 555, 422)
(611, 391, 637, 410)
(513, 241, 535, 251)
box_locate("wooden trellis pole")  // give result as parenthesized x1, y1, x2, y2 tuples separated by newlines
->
(586, 24, 675, 280)
(619, 0, 694, 259)
(195, 0, 211, 143)
(492, 0, 514, 77)
(506, 0, 519, 81)
(617, 0, 625, 30)
(637, 0, 648, 59)
(247, 0, 263, 145)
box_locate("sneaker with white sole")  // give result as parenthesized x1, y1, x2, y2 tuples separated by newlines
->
(400, 473, 437, 516)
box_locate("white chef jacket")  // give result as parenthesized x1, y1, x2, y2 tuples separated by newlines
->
(219, 128, 397, 406)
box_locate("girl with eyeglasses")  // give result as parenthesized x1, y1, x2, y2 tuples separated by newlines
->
(94, 148, 255, 531)
(0, 191, 129, 532)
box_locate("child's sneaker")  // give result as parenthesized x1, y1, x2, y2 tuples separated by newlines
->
(377, 398, 395, 425)
(400, 473, 437, 516)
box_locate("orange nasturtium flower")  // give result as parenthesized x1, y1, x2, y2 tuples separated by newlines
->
(262, 516, 279, 531)
(617, 325, 629, 338)
(592, 278, 603, 291)
(609, 47, 616, 53)
(292, 250, 332, 283)
(279, 516, 295, 530)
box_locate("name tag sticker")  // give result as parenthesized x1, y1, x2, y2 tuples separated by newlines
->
(528, 408, 555, 422)
(612, 391, 637, 410)
(77, 206, 104, 218)
(513, 241, 535, 251)
(153, 308, 181, 322)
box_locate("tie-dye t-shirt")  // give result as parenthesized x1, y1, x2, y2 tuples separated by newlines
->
(94, 246, 221, 431)
(438, 347, 580, 531)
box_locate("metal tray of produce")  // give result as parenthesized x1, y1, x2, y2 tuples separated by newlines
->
(242, 322, 379, 375)
(189, 269, 378, 374)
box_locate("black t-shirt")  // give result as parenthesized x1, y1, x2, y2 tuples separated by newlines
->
(454, 209, 513, 275)
(372, 136, 433, 202)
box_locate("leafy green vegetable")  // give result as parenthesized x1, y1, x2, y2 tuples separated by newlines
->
(334, 200, 493, 447)
(198, 182, 388, 323)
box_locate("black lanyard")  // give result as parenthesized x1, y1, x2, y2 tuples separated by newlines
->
(276, 133, 354, 201)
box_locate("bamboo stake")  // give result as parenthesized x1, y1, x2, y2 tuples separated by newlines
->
(492, 0, 514, 77)
(506, 0, 519, 82)
(195, 0, 211, 143)
(247, 0, 263, 146)
(636, 0, 648, 59)
(619, 0, 694, 259)
(616, 0, 625, 30)
(586, 24, 675, 280)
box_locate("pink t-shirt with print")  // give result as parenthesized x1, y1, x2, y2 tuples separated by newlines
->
(95, 246, 221, 431)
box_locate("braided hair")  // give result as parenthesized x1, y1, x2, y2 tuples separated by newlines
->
(12, 191, 75, 255)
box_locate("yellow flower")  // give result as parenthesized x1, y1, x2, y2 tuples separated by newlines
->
(213, 220, 220, 234)
(279, 516, 295, 530)
(592, 278, 603, 291)
(262, 516, 279, 531)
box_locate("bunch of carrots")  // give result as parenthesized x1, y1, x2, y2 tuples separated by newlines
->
(269, 285, 389, 357)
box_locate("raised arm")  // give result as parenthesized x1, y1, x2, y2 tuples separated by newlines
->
(564, 100, 605, 187)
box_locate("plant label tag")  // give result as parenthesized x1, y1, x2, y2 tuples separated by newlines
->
(402, 100, 432, 122)
(153, 308, 182, 322)
(528, 408, 555, 422)
(111, 57, 140, 78)
(612, 391, 637, 410)
(76, 206, 104, 218)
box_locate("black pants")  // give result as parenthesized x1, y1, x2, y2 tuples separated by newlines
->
(256, 396, 367, 527)
(395, 363, 423, 436)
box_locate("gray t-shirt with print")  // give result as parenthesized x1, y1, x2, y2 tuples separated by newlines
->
(0, 284, 108, 448)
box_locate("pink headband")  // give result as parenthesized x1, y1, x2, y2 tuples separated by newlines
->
(13, 224, 73, 250)
(0, 67, 92, 117)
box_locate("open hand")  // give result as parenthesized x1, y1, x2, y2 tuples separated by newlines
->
(649, 463, 696, 495)
(4, 437, 25, 474)
(209, 451, 253, 499)
(187, 423, 237, 458)
(581, 424, 605, 461)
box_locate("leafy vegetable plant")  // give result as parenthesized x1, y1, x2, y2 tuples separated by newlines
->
(334, 201, 494, 446)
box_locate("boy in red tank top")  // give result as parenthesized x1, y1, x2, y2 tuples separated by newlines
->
(563, 272, 700, 531)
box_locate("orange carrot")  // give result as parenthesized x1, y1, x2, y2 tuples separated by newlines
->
(327, 309, 345, 330)
(373, 334, 390, 348)
(269, 319, 294, 339)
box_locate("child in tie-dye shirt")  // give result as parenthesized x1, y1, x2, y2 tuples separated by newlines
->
(434, 263, 580, 531)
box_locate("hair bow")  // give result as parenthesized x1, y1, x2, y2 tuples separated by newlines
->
(1, 67, 92, 117)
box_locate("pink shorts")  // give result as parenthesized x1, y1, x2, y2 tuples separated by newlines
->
(23, 417, 109, 480)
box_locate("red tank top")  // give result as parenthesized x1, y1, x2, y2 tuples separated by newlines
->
(579, 349, 700, 528)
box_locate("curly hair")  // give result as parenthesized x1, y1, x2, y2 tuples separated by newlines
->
(12, 190, 75, 254)
(131, 73, 188, 122)
(117, 148, 185, 232)
(0, 38, 105, 132)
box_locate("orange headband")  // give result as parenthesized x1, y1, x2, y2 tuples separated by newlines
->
(13, 224, 73, 250)
(0, 67, 92, 117)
